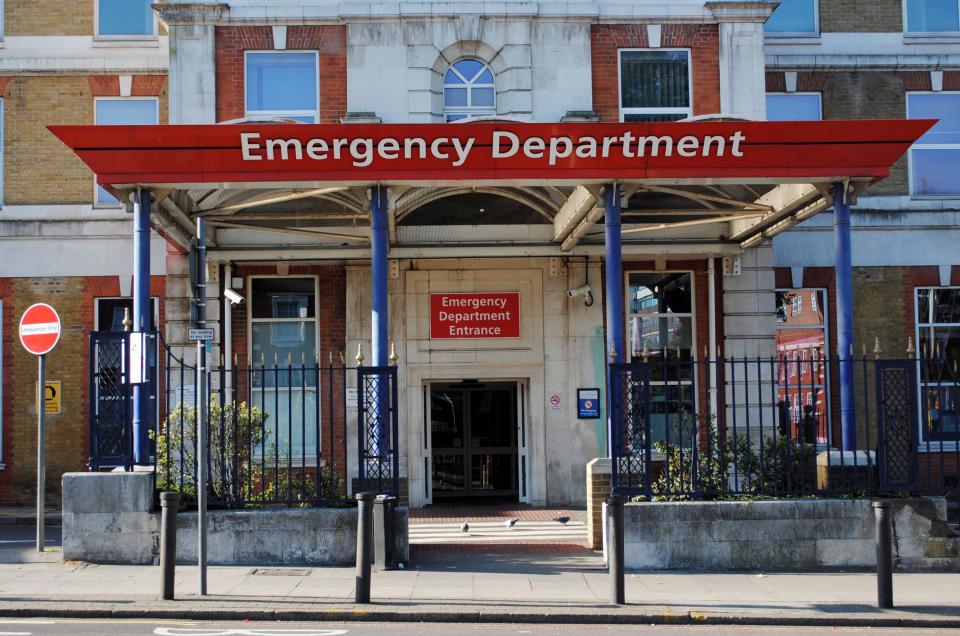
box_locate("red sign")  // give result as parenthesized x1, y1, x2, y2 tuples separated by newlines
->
(48, 120, 935, 188)
(430, 293, 520, 339)
(19, 303, 61, 356)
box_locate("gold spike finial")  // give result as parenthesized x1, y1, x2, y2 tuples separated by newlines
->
(609, 341, 618, 362)
(389, 342, 399, 364)
(355, 342, 365, 365)
(122, 307, 133, 332)
(906, 337, 916, 357)
(641, 340, 650, 362)
(873, 337, 882, 359)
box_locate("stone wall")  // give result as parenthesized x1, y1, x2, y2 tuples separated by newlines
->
(62, 471, 409, 566)
(616, 498, 958, 571)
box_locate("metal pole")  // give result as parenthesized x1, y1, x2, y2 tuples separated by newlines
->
(707, 257, 718, 427)
(607, 495, 625, 604)
(873, 501, 893, 608)
(355, 491, 375, 603)
(833, 182, 856, 451)
(196, 217, 208, 596)
(370, 186, 389, 458)
(159, 491, 180, 600)
(604, 184, 623, 458)
(36, 354, 46, 553)
(132, 188, 151, 464)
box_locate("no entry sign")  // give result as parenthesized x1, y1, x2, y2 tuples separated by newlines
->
(19, 303, 61, 356)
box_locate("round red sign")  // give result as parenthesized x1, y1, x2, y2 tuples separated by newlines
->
(19, 303, 61, 356)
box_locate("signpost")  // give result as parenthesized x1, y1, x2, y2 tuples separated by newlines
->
(19, 303, 61, 553)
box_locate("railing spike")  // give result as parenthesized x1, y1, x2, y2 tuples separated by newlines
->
(329, 351, 333, 365)
(862, 343, 867, 357)
(234, 353, 238, 367)
(339, 351, 345, 365)
(274, 352, 279, 365)
(642, 340, 650, 362)
(260, 352, 265, 365)
(907, 337, 916, 357)
(356, 342, 365, 365)
(609, 341, 618, 362)
(389, 342, 399, 364)
(301, 351, 305, 364)
(873, 337, 882, 359)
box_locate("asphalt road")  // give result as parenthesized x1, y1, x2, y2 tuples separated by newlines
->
(0, 621, 956, 636)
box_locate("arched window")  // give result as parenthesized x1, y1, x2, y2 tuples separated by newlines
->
(443, 59, 495, 121)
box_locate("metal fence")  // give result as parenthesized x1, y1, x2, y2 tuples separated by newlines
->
(610, 353, 960, 500)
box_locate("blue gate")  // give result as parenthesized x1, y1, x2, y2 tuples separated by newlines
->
(609, 362, 653, 495)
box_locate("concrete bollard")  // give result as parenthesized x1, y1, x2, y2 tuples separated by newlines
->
(607, 495, 626, 605)
(373, 495, 397, 570)
(355, 492, 375, 603)
(873, 500, 893, 608)
(159, 491, 180, 600)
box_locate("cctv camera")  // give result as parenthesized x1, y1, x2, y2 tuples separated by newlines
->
(224, 289, 246, 305)
(567, 284, 592, 298)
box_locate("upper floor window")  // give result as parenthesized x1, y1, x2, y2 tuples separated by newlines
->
(443, 59, 495, 122)
(766, 93, 822, 121)
(95, 98, 158, 205)
(618, 50, 691, 122)
(764, 0, 818, 35)
(907, 92, 960, 195)
(96, 0, 156, 38)
(245, 52, 319, 123)
(905, 0, 960, 33)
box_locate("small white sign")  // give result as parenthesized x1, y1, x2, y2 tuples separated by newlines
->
(346, 387, 359, 407)
(548, 393, 562, 411)
(128, 332, 148, 384)
(189, 328, 215, 341)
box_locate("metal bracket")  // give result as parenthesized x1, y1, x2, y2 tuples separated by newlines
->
(722, 255, 741, 277)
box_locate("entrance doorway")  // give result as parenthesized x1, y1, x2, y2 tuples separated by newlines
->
(429, 381, 523, 502)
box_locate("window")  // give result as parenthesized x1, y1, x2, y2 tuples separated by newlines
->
(905, 0, 960, 33)
(907, 93, 960, 195)
(96, 0, 156, 38)
(96, 297, 158, 331)
(916, 287, 960, 444)
(249, 277, 320, 459)
(443, 59, 496, 122)
(776, 288, 830, 445)
(245, 52, 319, 123)
(94, 99, 158, 205)
(764, 0, 818, 35)
(619, 50, 691, 122)
(766, 93, 822, 121)
(627, 272, 695, 448)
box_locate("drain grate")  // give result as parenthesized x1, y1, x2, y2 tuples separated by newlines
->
(250, 568, 312, 576)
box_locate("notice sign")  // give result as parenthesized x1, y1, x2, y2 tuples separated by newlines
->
(37, 381, 61, 414)
(430, 292, 520, 339)
(578, 388, 600, 419)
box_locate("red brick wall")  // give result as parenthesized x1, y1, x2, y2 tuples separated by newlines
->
(591, 24, 721, 122)
(215, 26, 347, 123)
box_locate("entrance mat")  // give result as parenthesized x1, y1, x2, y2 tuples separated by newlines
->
(411, 542, 594, 556)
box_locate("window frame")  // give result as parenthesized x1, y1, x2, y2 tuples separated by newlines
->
(902, 0, 960, 35)
(914, 285, 960, 449)
(765, 92, 823, 121)
(763, 0, 820, 38)
(243, 51, 320, 123)
(906, 91, 960, 198)
(93, 97, 159, 207)
(94, 0, 158, 41)
(442, 58, 497, 122)
(617, 48, 693, 123)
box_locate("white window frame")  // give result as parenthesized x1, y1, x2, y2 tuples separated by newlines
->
(617, 49, 693, 123)
(914, 285, 960, 450)
(765, 92, 823, 121)
(902, 0, 960, 35)
(93, 0, 158, 41)
(247, 275, 322, 461)
(763, 0, 820, 38)
(442, 58, 497, 122)
(906, 91, 960, 198)
(244, 51, 320, 123)
(94, 97, 158, 207)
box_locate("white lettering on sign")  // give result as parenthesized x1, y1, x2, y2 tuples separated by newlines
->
(20, 322, 60, 336)
(240, 130, 747, 167)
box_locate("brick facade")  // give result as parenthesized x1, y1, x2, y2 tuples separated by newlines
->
(820, 0, 902, 33)
(214, 26, 347, 123)
(590, 24, 720, 122)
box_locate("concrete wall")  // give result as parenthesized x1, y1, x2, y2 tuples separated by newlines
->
(62, 472, 409, 566)
(617, 498, 959, 571)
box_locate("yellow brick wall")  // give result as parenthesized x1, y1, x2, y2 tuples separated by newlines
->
(5, 0, 168, 37)
(3, 76, 169, 205)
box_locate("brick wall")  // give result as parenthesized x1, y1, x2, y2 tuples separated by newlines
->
(4, 75, 168, 205)
(6, 0, 93, 36)
(820, 0, 901, 33)
(586, 458, 611, 549)
(0, 275, 165, 505)
(215, 26, 347, 123)
(590, 24, 720, 122)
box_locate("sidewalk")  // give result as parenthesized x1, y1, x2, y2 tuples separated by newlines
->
(0, 546, 959, 627)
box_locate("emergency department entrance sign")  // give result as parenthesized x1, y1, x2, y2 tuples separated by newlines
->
(430, 292, 520, 339)
(19, 303, 61, 356)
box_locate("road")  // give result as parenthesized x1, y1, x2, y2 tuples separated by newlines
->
(0, 621, 956, 635)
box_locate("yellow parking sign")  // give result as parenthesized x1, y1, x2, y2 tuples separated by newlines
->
(37, 381, 61, 414)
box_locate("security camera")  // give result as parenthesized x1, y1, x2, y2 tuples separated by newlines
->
(224, 289, 246, 305)
(567, 284, 592, 299)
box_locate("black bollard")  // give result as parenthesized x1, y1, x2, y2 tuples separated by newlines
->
(159, 491, 180, 600)
(607, 495, 626, 605)
(355, 492, 375, 603)
(873, 501, 893, 608)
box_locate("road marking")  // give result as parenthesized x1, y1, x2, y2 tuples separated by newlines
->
(154, 628, 348, 636)
(0, 631, 32, 635)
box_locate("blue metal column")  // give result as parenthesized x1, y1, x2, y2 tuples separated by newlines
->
(370, 186, 389, 456)
(604, 184, 623, 458)
(132, 188, 151, 464)
(833, 182, 856, 451)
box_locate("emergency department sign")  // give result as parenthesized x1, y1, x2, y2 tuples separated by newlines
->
(430, 292, 520, 339)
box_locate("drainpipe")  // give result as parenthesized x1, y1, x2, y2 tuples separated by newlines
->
(833, 182, 856, 451)
(708, 257, 718, 429)
(604, 184, 623, 458)
(224, 263, 232, 401)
